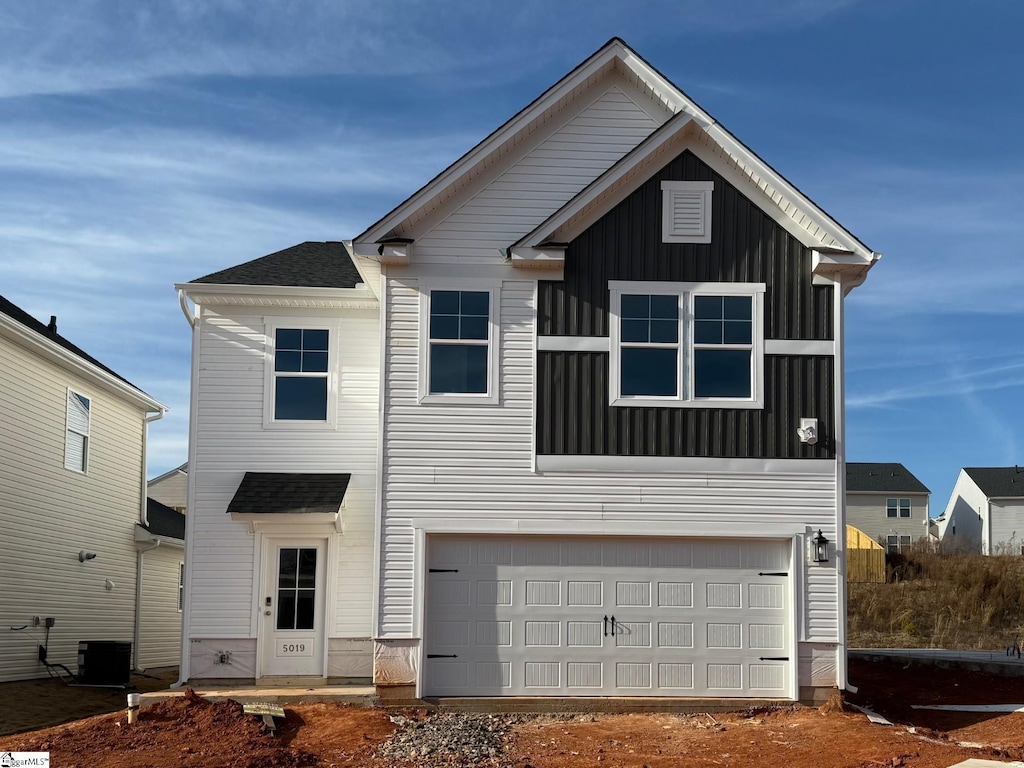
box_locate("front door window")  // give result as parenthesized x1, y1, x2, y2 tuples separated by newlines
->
(276, 547, 317, 630)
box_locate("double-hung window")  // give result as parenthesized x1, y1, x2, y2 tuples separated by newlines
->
(420, 286, 499, 404)
(609, 281, 764, 408)
(65, 389, 90, 473)
(886, 535, 912, 554)
(264, 323, 336, 426)
(886, 498, 911, 518)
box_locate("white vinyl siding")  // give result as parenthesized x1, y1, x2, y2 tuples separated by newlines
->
(187, 306, 378, 666)
(414, 84, 662, 261)
(137, 546, 184, 669)
(379, 277, 840, 672)
(0, 334, 146, 682)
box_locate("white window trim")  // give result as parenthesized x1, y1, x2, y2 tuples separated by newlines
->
(418, 281, 501, 406)
(64, 387, 91, 474)
(661, 180, 713, 244)
(608, 280, 765, 409)
(262, 318, 340, 429)
(886, 497, 911, 519)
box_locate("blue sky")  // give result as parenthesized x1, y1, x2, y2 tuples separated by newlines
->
(1, 1, 1021, 510)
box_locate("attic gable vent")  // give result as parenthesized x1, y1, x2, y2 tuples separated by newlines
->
(661, 181, 713, 244)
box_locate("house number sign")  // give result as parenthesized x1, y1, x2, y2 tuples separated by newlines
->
(277, 641, 313, 657)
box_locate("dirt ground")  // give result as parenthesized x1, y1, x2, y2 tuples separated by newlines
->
(4, 658, 1024, 768)
(0, 667, 178, 737)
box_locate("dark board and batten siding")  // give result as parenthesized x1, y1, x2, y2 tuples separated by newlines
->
(538, 150, 833, 340)
(537, 353, 834, 459)
(536, 149, 836, 460)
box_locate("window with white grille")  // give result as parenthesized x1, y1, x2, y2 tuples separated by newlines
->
(64, 389, 90, 473)
(661, 181, 713, 243)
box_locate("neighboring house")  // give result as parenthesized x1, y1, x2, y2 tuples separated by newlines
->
(938, 467, 1024, 554)
(148, 463, 188, 513)
(177, 39, 879, 703)
(135, 498, 186, 669)
(0, 295, 168, 681)
(845, 462, 930, 553)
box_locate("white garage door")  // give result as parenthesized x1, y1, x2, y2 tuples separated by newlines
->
(424, 535, 792, 698)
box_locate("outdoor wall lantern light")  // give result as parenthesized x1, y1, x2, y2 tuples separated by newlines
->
(812, 530, 829, 563)
(78, 550, 97, 562)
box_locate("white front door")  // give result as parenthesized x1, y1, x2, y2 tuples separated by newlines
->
(260, 539, 327, 677)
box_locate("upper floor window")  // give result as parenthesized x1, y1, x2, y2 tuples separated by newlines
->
(64, 389, 90, 472)
(420, 286, 500, 405)
(263, 322, 337, 427)
(274, 328, 329, 420)
(886, 498, 911, 518)
(609, 281, 764, 409)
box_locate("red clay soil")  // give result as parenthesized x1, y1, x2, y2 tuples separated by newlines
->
(4, 659, 1024, 768)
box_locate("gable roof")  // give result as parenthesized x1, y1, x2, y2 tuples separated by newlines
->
(142, 498, 186, 540)
(0, 294, 153, 397)
(190, 242, 363, 288)
(353, 37, 878, 274)
(149, 462, 188, 485)
(846, 463, 930, 494)
(964, 467, 1024, 498)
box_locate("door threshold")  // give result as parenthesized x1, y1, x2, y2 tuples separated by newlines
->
(256, 676, 329, 687)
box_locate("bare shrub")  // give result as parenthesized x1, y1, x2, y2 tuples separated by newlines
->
(848, 545, 1024, 649)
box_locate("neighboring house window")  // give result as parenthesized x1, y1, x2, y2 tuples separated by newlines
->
(64, 389, 90, 472)
(609, 281, 764, 408)
(420, 286, 500, 404)
(178, 562, 184, 612)
(270, 327, 331, 422)
(661, 181, 713, 243)
(886, 535, 913, 554)
(886, 498, 911, 518)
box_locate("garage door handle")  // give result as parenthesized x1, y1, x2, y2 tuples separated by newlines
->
(758, 657, 789, 661)
(603, 616, 608, 636)
(427, 654, 458, 659)
(429, 568, 459, 573)
(758, 572, 788, 576)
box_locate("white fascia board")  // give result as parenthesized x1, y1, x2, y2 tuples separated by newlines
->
(0, 313, 166, 414)
(134, 525, 185, 548)
(341, 240, 381, 298)
(509, 245, 567, 269)
(353, 45, 630, 248)
(174, 282, 379, 309)
(705, 122, 877, 261)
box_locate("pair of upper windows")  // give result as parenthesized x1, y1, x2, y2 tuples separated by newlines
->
(886, 498, 911, 518)
(610, 282, 764, 408)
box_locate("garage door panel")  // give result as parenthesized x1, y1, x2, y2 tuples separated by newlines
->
(425, 535, 792, 698)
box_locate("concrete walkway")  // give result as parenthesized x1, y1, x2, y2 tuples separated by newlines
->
(140, 684, 376, 707)
(851, 648, 1024, 677)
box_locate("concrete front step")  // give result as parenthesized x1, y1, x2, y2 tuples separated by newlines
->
(140, 685, 376, 708)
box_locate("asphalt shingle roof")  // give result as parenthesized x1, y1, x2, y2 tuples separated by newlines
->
(964, 467, 1024, 498)
(226, 472, 352, 515)
(0, 294, 144, 393)
(846, 462, 930, 494)
(143, 498, 186, 540)
(191, 242, 362, 288)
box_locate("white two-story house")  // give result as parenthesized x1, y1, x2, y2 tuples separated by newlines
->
(178, 39, 879, 703)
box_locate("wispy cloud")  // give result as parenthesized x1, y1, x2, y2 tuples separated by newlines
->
(848, 358, 1024, 409)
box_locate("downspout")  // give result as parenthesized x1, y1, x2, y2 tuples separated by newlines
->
(134, 407, 167, 671)
(173, 291, 200, 688)
(833, 274, 849, 692)
(134, 538, 161, 671)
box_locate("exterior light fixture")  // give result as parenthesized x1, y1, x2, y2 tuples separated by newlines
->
(812, 530, 829, 563)
(78, 550, 97, 562)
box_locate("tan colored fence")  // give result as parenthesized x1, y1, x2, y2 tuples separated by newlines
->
(846, 525, 886, 583)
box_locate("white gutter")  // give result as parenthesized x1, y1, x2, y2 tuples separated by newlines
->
(177, 289, 196, 328)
